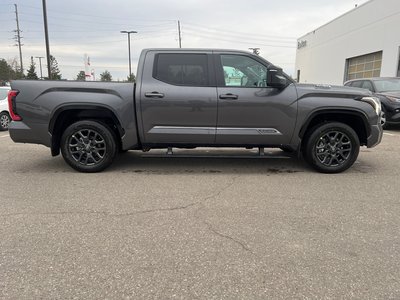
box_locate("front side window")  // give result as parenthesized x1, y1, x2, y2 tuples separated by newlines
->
(220, 55, 268, 87)
(154, 54, 209, 86)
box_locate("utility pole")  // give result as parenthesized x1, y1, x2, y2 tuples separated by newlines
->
(249, 48, 260, 55)
(35, 56, 44, 79)
(120, 30, 137, 78)
(177, 20, 182, 48)
(42, 0, 51, 79)
(14, 4, 23, 74)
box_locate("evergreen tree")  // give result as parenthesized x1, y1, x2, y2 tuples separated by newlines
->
(127, 73, 136, 82)
(26, 56, 39, 80)
(76, 71, 86, 81)
(49, 55, 62, 80)
(100, 70, 112, 82)
(0, 59, 15, 83)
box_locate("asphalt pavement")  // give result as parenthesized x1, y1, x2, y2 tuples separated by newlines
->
(1, 128, 400, 299)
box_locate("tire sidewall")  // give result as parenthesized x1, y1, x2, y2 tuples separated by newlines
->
(0, 112, 11, 131)
(61, 120, 117, 172)
(305, 122, 360, 173)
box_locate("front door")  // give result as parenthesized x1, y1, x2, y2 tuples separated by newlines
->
(214, 53, 298, 145)
(139, 51, 217, 145)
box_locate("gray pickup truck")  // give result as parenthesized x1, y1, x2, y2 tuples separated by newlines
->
(8, 49, 382, 173)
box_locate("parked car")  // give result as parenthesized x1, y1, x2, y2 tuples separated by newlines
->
(344, 77, 400, 129)
(0, 86, 11, 131)
(8, 49, 382, 173)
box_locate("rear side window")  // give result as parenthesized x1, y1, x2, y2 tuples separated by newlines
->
(153, 54, 209, 86)
(361, 81, 374, 92)
(350, 81, 363, 88)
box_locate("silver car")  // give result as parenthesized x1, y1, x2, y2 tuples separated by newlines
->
(0, 86, 11, 131)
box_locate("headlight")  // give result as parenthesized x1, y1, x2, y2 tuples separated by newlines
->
(386, 96, 400, 103)
(361, 96, 381, 115)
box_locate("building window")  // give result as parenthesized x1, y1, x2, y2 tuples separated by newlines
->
(345, 51, 382, 81)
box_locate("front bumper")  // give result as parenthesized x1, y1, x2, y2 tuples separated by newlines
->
(367, 124, 383, 148)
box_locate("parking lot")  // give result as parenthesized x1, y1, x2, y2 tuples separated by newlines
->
(1, 128, 400, 299)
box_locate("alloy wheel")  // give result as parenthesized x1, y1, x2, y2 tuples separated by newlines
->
(380, 111, 386, 127)
(0, 114, 10, 129)
(68, 129, 107, 166)
(315, 130, 352, 167)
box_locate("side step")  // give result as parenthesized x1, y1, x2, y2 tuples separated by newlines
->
(141, 147, 292, 159)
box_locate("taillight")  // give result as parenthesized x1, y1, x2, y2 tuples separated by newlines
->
(7, 90, 22, 121)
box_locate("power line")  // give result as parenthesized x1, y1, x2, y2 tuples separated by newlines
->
(183, 21, 297, 40)
(185, 31, 296, 48)
(183, 24, 295, 44)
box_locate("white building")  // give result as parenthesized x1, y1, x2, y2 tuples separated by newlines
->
(295, 0, 400, 85)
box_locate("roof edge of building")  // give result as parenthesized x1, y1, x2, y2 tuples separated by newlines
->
(297, 0, 376, 40)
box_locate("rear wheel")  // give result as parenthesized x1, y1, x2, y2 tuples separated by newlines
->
(61, 120, 117, 172)
(304, 122, 360, 173)
(0, 112, 11, 131)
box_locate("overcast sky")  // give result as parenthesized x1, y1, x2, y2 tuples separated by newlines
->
(0, 0, 368, 80)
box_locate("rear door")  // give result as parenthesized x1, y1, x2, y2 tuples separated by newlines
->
(214, 52, 298, 145)
(139, 51, 217, 145)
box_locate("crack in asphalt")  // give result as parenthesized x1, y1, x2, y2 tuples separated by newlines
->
(2, 175, 254, 255)
(193, 175, 255, 255)
(203, 219, 255, 254)
(0, 203, 199, 218)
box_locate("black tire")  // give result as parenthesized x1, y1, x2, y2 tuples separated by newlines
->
(0, 112, 11, 131)
(61, 120, 117, 172)
(380, 108, 389, 130)
(304, 122, 360, 173)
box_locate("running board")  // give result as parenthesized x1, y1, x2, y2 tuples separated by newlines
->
(140, 147, 292, 159)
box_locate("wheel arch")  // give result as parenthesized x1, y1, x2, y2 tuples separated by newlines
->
(299, 109, 370, 147)
(49, 104, 124, 156)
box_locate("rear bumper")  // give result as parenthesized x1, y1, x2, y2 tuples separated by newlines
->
(9, 121, 51, 147)
(367, 124, 383, 148)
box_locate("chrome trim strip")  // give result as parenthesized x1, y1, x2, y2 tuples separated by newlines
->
(217, 127, 282, 135)
(149, 126, 282, 135)
(149, 126, 215, 135)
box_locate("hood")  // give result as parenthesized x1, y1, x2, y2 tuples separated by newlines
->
(295, 83, 372, 100)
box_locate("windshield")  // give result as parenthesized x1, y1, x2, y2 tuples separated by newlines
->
(373, 79, 400, 92)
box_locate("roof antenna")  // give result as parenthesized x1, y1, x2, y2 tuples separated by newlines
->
(355, 4, 358, 7)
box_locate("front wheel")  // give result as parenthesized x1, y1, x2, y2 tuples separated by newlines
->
(61, 120, 117, 172)
(304, 122, 360, 173)
(0, 112, 11, 131)
(380, 108, 389, 130)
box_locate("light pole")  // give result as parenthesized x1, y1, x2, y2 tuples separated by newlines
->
(42, 0, 51, 79)
(35, 56, 44, 79)
(120, 30, 137, 78)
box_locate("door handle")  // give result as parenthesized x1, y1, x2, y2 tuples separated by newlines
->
(145, 92, 165, 98)
(219, 93, 238, 100)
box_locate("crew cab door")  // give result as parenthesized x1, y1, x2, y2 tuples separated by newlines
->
(139, 51, 217, 145)
(214, 52, 298, 145)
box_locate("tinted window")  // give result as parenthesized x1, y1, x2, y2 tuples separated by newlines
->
(362, 81, 374, 92)
(350, 81, 363, 88)
(220, 55, 268, 87)
(154, 54, 209, 86)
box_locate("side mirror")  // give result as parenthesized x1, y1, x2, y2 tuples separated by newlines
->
(267, 67, 287, 89)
